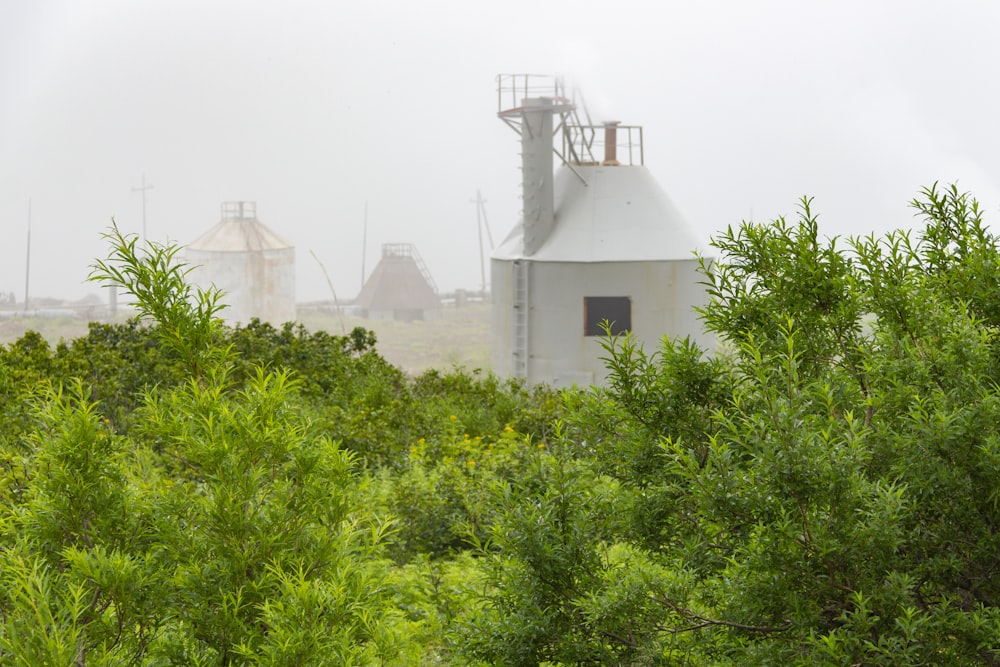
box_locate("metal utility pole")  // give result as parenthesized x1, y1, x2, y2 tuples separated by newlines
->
(361, 201, 368, 292)
(131, 173, 154, 241)
(470, 190, 495, 294)
(479, 191, 495, 250)
(472, 191, 486, 293)
(23, 199, 30, 313)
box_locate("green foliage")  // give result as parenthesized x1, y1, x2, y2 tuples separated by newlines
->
(389, 552, 486, 663)
(700, 196, 866, 382)
(0, 332, 58, 456)
(1, 380, 167, 664)
(10, 188, 1000, 665)
(461, 438, 703, 665)
(409, 368, 562, 443)
(0, 228, 425, 664)
(382, 417, 543, 561)
(463, 185, 1000, 665)
(461, 449, 604, 666)
(225, 319, 384, 395)
(0, 552, 90, 666)
(55, 320, 187, 427)
(89, 223, 227, 378)
(133, 367, 395, 662)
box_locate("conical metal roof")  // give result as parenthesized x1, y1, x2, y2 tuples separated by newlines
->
(493, 164, 705, 262)
(188, 203, 292, 253)
(355, 244, 440, 311)
(188, 218, 293, 253)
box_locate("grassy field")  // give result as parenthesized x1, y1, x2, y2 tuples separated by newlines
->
(0, 303, 492, 376)
(299, 304, 491, 375)
(0, 315, 93, 347)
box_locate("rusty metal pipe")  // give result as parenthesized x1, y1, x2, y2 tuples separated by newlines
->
(603, 121, 620, 165)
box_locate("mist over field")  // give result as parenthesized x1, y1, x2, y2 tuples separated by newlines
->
(4, 0, 1000, 307)
(5, 6, 1000, 658)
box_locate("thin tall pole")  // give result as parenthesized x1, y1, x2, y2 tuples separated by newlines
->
(479, 193, 495, 250)
(361, 201, 368, 291)
(131, 173, 154, 241)
(23, 199, 30, 313)
(470, 190, 495, 294)
(310, 250, 346, 335)
(473, 190, 486, 293)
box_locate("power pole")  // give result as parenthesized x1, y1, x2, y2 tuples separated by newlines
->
(470, 190, 495, 294)
(23, 199, 30, 313)
(131, 173, 154, 241)
(361, 201, 368, 292)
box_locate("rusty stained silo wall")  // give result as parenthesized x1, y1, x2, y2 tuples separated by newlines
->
(186, 203, 296, 326)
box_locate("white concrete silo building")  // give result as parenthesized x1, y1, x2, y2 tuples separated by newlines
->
(186, 201, 296, 326)
(491, 75, 713, 388)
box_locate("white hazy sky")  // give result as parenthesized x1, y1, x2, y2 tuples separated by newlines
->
(3, 0, 1000, 303)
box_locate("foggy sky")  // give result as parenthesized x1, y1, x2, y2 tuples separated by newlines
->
(3, 0, 1000, 305)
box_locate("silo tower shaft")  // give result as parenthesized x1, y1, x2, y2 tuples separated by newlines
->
(497, 75, 577, 257)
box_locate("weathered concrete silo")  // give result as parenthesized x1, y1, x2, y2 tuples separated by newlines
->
(186, 201, 296, 326)
(491, 74, 713, 388)
(355, 243, 440, 321)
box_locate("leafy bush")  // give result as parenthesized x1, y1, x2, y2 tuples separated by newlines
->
(463, 186, 1000, 665)
(8, 187, 1000, 665)
(0, 226, 419, 664)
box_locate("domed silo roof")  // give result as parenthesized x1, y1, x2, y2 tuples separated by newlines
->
(493, 164, 705, 262)
(185, 202, 296, 326)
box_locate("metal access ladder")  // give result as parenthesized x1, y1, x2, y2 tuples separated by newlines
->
(512, 260, 528, 379)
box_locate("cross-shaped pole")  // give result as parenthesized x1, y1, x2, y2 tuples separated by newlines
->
(131, 173, 154, 242)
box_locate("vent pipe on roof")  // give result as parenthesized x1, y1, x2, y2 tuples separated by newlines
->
(602, 121, 621, 166)
(520, 98, 556, 256)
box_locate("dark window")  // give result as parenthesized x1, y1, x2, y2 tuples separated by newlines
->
(584, 296, 631, 336)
